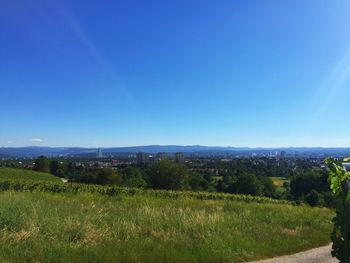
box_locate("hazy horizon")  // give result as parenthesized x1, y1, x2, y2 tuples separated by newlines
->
(3, 144, 350, 149)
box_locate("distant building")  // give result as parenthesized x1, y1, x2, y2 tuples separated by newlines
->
(137, 152, 149, 165)
(174, 152, 185, 164)
(97, 148, 103, 158)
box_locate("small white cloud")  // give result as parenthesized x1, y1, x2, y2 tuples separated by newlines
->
(29, 138, 43, 143)
(7, 141, 13, 144)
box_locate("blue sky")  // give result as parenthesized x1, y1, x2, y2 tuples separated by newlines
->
(1, 0, 350, 147)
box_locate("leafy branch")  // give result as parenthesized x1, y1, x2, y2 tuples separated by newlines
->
(325, 157, 350, 263)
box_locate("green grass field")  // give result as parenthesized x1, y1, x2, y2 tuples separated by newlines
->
(269, 177, 290, 195)
(0, 167, 60, 182)
(269, 177, 290, 188)
(0, 190, 333, 263)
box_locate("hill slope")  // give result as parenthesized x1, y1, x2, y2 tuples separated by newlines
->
(0, 167, 60, 182)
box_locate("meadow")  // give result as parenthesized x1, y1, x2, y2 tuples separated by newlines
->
(269, 176, 290, 195)
(269, 177, 289, 188)
(0, 168, 334, 263)
(0, 167, 60, 182)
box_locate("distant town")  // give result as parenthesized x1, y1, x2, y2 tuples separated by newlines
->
(0, 147, 337, 179)
(2, 145, 350, 159)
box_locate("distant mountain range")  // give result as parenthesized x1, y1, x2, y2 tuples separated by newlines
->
(1, 145, 350, 158)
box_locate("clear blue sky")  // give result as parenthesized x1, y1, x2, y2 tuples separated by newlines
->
(1, 0, 350, 147)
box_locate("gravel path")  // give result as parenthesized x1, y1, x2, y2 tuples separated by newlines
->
(249, 245, 338, 263)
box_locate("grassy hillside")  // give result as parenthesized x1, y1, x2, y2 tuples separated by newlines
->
(0, 191, 333, 263)
(0, 167, 60, 182)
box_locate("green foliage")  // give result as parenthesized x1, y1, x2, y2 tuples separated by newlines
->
(33, 156, 50, 173)
(322, 191, 335, 207)
(326, 158, 350, 196)
(189, 173, 209, 191)
(325, 158, 350, 262)
(305, 190, 320, 207)
(95, 168, 122, 185)
(260, 177, 277, 198)
(49, 160, 65, 177)
(62, 164, 122, 186)
(290, 170, 329, 198)
(49, 160, 60, 175)
(4, 157, 338, 207)
(148, 160, 190, 190)
(0, 176, 295, 204)
(121, 167, 146, 188)
(283, 181, 290, 189)
(226, 172, 262, 195)
(216, 179, 225, 192)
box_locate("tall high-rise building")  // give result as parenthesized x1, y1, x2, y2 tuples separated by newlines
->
(97, 148, 103, 158)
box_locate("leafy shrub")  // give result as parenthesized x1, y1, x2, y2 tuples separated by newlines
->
(305, 190, 320, 207)
(148, 160, 190, 190)
(33, 156, 50, 173)
(226, 173, 261, 195)
(325, 158, 350, 263)
(121, 167, 146, 188)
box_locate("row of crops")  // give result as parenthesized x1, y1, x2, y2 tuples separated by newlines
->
(0, 178, 293, 204)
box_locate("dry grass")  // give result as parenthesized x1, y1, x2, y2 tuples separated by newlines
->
(0, 191, 333, 263)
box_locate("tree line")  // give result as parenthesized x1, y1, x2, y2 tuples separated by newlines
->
(28, 155, 335, 207)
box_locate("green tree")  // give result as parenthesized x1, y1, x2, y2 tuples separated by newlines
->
(121, 167, 146, 188)
(49, 160, 64, 176)
(290, 170, 326, 198)
(305, 190, 320, 207)
(66, 162, 76, 175)
(226, 173, 261, 196)
(216, 179, 225, 192)
(260, 177, 277, 198)
(321, 192, 335, 208)
(33, 156, 50, 173)
(148, 160, 189, 190)
(96, 168, 122, 185)
(189, 173, 209, 191)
